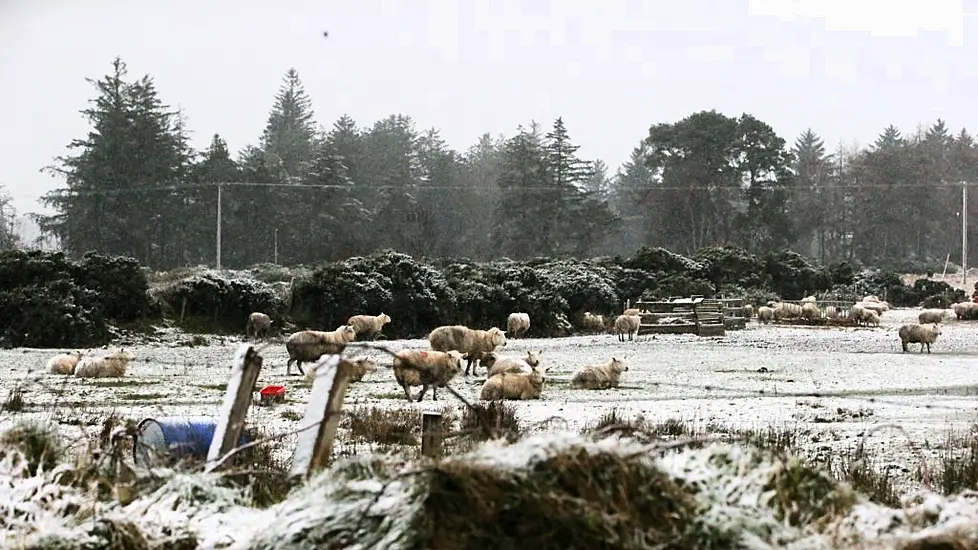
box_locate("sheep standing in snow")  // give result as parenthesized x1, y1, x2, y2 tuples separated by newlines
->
(774, 303, 803, 321)
(800, 296, 817, 304)
(304, 357, 378, 383)
(898, 323, 942, 353)
(285, 326, 357, 376)
(480, 364, 549, 400)
(392, 349, 464, 402)
(918, 308, 951, 325)
(506, 312, 530, 338)
(614, 314, 641, 342)
(848, 304, 879, 327)
(742, 304, 754, 319)
(346, 313, 391, 341)
(756, 306, 775, 324)
(428, 325, 507, 376)
(858, 301, 888, 316)
(47, 350, 84, 375)
(951, 301, 978, 320)
(582, 312, 607, 333)
(245, 312, 273, 341)
(801, 302, 821, 322)
(623, 308, 649, 317)
(483, 350, 541, 377)
(74, 349, 135, 379)
(571, 357, 628, 390)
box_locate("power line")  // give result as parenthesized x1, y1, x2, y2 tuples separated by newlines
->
(40, 180, 974, 197)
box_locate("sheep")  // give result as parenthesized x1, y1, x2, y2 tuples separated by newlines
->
(623, 308, 649, 317)
(506, 312, 531, 338)
(918, 308, 951, 325)
(864, 310, 880, 327)
(483, 350, 541, 377)
(304, 357, 378, 383)
(571, 357, 628, 390)
(245, 312, 273, 341)
(285, 326, 357, 376)
(614, 314, 641, 342)
(801, 302, 821, 321)
(392, 349, 464, 402)
(47, 350, 84, 375)
(74, 349, 135, 379)
(898, 323, 942, 353)
(346, 313, 391, 341)
(824, 306, 839, 319)
(480, 364, 549, 400)
(858, 301, 887, 315)
(774, 303, 803, 320)
(428, 325, 507, 376)
(951, 301, 978, 320)
(756, 306, 775, 324)
(800, 296, 817, 304)
(582, 312, 607, 333)
(742, 304, 754, 319)
(863, 295, 880, 303)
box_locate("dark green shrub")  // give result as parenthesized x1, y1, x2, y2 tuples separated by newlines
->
(621, 246, 706, 279)
(764, 250, 825, 299)
(70, 252, 153, 322)
(154, 274, 284, 333)
(695, 245, 768, 290)
(0, 280, 110, 348)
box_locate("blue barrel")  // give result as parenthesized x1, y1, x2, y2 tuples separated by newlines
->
(133, 417, 251, 467)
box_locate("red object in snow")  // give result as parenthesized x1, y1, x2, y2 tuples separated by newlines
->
(259, 385, 286, 405)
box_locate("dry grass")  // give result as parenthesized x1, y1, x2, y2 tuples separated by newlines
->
(461, 400, 522, 442)
(2, 386, 26, 412)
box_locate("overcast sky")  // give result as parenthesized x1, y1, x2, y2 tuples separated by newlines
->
(0, 0, 972, 217)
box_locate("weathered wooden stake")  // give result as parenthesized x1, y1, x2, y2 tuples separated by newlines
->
(290, 355, 352, 478)
(205, 344, 263, 472)
(420, 412, 443, 459)
(179, 297, 188, 325)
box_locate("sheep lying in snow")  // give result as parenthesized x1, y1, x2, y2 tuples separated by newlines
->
(756, 306, 775, 324)
(898, 323, 942, 354)
(614, 314, 641, 342)
(571, 357, 628, 390)
(581, 312, 607, 333)
(245, 312, 273, 340)
(304, 357, 378, 383)
(392, 349, 464, 402)
(480, 364, 549, 400)
(75, 349, 135, 379)
(285, 326, 357, 376)
(346, 313, 391, 341)
(483, 350, 541, 377)
(428, 325, 507, 376)
(918, 308, 952, 325)
(47, 350, 84, 375)
(506, 312, 530, 338)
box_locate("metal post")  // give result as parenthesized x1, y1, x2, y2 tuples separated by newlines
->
(216, 184, 223, 271)
(963, 181, 968, 288)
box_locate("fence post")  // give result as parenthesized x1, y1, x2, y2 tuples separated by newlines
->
(420, 412, 444, 459)
(205, 344, 264, 472)
(290, 355, 352, 479)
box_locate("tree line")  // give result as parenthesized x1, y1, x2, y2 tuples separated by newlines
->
(15, 57, 978, 271)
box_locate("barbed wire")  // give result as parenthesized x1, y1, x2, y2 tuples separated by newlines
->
(34, 178, 976, 199)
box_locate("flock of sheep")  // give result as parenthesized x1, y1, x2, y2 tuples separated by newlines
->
(291, 311, 634, 403)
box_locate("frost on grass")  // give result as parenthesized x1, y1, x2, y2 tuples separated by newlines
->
(4, 425, 978, 549)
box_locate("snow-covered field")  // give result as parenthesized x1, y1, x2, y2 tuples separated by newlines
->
(2, 307, 977, 488)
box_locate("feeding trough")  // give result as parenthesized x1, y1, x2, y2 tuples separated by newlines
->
(258, 384, 287, 405)
(133, 416, 251, 468)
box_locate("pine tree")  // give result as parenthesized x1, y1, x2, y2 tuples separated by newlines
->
(493, 124, 548, 258)
(38, 57, 192, 267)
(260, 68, 317, 182)
(0, 185, 19, 250)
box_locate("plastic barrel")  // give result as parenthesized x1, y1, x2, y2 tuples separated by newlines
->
(133, 417, 251, 467)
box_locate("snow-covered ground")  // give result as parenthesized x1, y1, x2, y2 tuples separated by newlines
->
(2, 307, 977, 490)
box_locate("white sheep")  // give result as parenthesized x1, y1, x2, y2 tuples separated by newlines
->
(614, 314, 641, 342)
(483, 350, 541, 377)
(285, 326, 357, 376)
(47, 350, 84, 375)
(756, 306, 775, 324)
(824, 306, 839, 319)
(800, 296, 817, 304)
(801, 302, 821, 322)
(346, 313, 391, 341)
(582, 312, 607, 333)
(623, 308, 649, 317)
(304, 357, 378, 383)
(898, 323, 942, 353)
(506, 312, 530, 338)
(774, 302, 803, 320)
(480, 364, 549, 400)
(74, 349, 135, 379)
(951, 301, 978, 320)
(428, 325, 507, 376)
(245, 312, 273, 340)
(392, 349, 464, 402)
(918, 308, 951, 325)
(742, 304, 754, 319)
(571, 357, 628, 390)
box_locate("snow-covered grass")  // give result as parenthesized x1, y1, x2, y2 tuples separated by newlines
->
(1, 308, 977, 516)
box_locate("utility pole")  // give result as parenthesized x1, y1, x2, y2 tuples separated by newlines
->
(961, 181, 968, 292)
(216, 183, 223, 271)
(274, 228, 279, 265)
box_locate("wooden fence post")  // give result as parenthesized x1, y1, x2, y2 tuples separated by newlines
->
(420, 412, 443, 459)
(205, 344, 264, 472)
(289, 355, 352, 479)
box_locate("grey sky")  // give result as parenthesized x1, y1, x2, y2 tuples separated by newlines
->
(0, 0, 972, 218)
